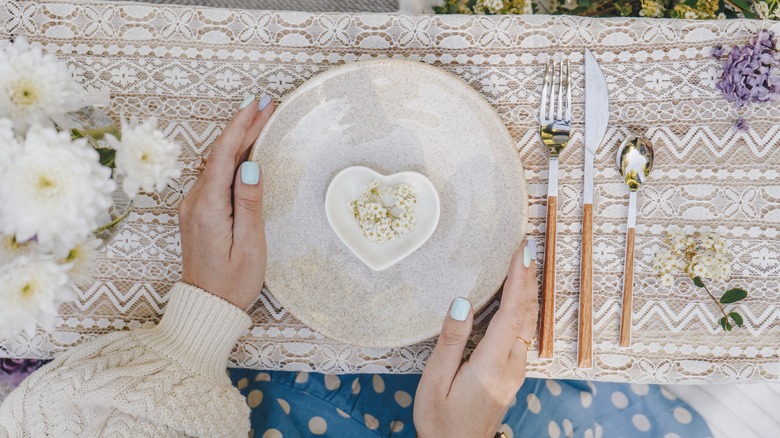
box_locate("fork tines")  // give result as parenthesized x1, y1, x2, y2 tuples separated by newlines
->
(539, 58, 572, 133)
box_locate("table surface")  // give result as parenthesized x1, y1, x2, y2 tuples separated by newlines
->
(1, 0, 779, 384)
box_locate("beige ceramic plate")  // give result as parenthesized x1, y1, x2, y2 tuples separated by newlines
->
(250, 59, 528, 348)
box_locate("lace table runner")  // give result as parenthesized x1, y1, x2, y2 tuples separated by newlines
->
(1, 0, 779, 383)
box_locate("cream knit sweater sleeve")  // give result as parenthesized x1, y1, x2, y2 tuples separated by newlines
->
(0, 282, 253, 438)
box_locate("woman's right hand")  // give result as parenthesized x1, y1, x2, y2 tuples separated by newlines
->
(178, 94, 275, 310)
(413, 238, 539, 438)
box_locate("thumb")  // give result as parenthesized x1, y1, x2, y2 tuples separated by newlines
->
(420, 297, 473, 398)
(233, 161, 265, 245)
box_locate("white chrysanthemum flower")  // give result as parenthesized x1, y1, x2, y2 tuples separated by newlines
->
(0, 254, 72, 338)
(0, 126, 114, 253)
(108, 117, 182, 198)
(0, 117, 17, 153)
(0, 118, 18, 180)
(61, 237, 103, 286)
(0, 37, 83, 130)
(0, 234, 38, 265)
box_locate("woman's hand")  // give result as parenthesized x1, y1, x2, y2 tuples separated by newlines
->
(414, 239, 539, 438)
(178, 95, 275, 310)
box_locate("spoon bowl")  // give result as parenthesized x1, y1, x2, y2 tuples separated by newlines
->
(616, 136, 654, 191)
(615, 135, 654, 348)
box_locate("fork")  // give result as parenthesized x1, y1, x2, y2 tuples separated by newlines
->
(537, 58, 571, 359)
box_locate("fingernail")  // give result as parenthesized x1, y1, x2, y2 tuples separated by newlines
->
(239, 93, 255, 109)
(523, 238, 537, 268)
(241, 161, 260, 185)
(258, 93, 272, 111)
(450, 296, 470, 321)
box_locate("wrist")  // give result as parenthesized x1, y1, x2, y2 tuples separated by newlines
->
(181, 272, 263, 311)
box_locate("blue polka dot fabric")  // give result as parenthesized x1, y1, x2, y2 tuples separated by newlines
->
(506, 379, 712, 438)
(228, 369, 712, 438)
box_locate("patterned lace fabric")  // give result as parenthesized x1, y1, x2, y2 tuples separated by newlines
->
(0, 0, 778, 383)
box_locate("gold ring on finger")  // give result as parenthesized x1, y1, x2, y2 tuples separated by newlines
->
(516, 336, 534, 348)
(193, 156, 208, 173)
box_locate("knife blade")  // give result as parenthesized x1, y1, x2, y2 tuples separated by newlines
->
(578, 49, 609, 368)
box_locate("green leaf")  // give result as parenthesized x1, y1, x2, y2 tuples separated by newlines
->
(693, 276, 705, 288)
(728, 0, 757, 18)
(95, 147, 116, 169)
(719, 317, 733, 332)
(433, 0, 460, 13)
(728, 0, 752, 10)
(683, 0, 698, 7)
(729, 312, 744, 327)
(720, 288, 748, 304)
(577, 0, 592, 7)
(615, 2, 632, 15)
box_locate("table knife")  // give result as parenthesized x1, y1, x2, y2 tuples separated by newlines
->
(578, 49, 609, 368)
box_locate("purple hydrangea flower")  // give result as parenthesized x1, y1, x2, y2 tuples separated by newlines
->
(0, 358, 48, 387)
(711, 44, 725, 59)
(715, 30, 780, 108)
(734, 117, 749, 131)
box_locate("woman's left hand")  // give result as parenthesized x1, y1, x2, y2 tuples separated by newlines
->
(414, 239, 539, 438)
(178, 95, 275, 310)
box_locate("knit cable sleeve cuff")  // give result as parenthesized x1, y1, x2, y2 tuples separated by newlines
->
(134, 281, 252, 381)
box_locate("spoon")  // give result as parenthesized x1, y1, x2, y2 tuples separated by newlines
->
(616, 136, 654, 348)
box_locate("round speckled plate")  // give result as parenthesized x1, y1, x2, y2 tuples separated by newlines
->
(250, 59, 528, 348)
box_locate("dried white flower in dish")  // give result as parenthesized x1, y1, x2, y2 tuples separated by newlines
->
(349, 180, 417, 243)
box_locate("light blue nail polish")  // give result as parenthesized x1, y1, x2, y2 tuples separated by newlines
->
(523, 238, 538, 268)
(241, 161, 260, 185)
(258, 93, 272, 111)
(239, 93, 255, 109)
(450, 297, 470, 321)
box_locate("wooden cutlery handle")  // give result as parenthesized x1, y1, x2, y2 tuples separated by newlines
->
(577, 203, 593, 368)
(619, 227, 635, 348)
(539, 196, 557, 359)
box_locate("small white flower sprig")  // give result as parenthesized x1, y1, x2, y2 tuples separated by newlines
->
(0, 37, 182, 338)
(350, 181, 417, 244)
(653, 231, 748, 332)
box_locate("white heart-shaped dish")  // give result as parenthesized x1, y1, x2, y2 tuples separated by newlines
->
(325, 166, 441, 271)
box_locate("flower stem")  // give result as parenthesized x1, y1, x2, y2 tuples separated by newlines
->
(700, 280, 730, 321)
(72, 125, 121, 141)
